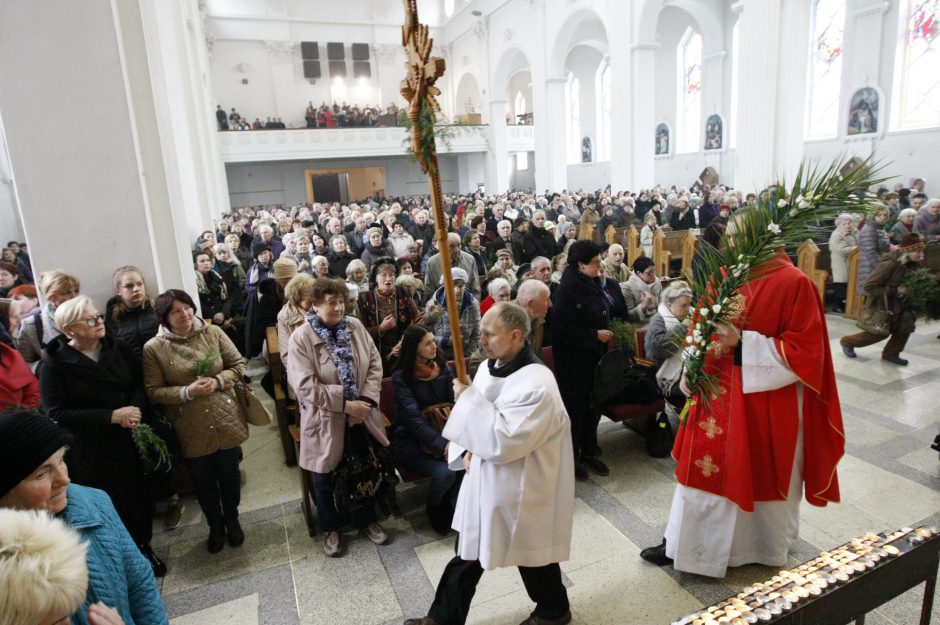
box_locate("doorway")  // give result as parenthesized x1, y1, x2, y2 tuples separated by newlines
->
(311, 173, 349, 204)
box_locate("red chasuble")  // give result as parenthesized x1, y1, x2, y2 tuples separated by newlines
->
(672, 255, 844, 512)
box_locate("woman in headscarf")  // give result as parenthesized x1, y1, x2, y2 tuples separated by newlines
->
(356, 257, 421, 376)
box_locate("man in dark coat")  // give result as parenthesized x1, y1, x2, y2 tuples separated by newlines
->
(521, 210, 559, 263)
(216, 105, 228, 130)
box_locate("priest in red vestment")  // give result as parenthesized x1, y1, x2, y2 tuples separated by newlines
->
(640, 253, 845, 578)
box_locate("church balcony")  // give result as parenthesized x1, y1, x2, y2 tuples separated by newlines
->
(216, 124, 534, 163)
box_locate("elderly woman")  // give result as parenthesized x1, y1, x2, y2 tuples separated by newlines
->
(0, 411, 167, 625)
(39, 295, 165, 576)
(345, 258, 369, 296)
(357, 257, 421, 376)
(425, 266, 481, 362)
(550, 252, 568, 284)
(644, 281, 693, 403)
(286, 278, 390, 558)
(479, 276, 511, 316)
(640, 212, 659, 258)
(327, 235, 356, 278)
(391, 325, 462, 535)
(15, 270, 80, 371)
(890, 207, 917, 244)
(143, 289, 248, 554)
(277, 273, 316, 371)
(312, 254, 331, 279)
(387, 221, 415, 258)
(213, 242, 247, 316)
(621, 256, 663, 325)
(361, 227, 392, 273)
(551, 240, 613, 481)
(841, 234, 925, 366)
(828, 213, 859, 313)
(857, 205, 892, 295)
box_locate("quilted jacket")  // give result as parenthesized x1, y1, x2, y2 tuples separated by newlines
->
(65, 484, 168, 625)
(142, 321, 248, 458)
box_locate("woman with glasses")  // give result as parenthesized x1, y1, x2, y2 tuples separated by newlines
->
(38, 295, 166, 577)
(551, 240, 614, 482)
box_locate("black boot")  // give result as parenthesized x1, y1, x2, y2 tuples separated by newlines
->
(141, 544, 167, 577)
(225, 517, 245, 547)
(207, 524, 226, 553)
(640, 538, 673, 566)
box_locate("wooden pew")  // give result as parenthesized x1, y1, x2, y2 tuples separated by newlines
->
(652, 229, 670, 278)
(626, 225, 641, 267)
(844, 247, 863, 320)
(265, 326, 298, 467)
(288, 424, 317, 536)
(604, 225, 629, 247)
(797, 240, 829, 301)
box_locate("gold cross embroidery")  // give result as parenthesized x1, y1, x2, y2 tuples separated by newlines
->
(695, 455, 720, 478)
(698, 417, 724, 439)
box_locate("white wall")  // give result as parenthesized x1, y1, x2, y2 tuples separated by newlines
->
(225, 154, 469, 206)
(509, 152, 536, 190)
(568, 161, 611, 192)
(565, 45, 602, 163)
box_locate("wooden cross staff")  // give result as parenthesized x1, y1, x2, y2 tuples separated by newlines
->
(400, 0, 468, 381)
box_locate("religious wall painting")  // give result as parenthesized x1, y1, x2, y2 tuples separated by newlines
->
(704, 114, 723, 150)
(655, 122, 671, 156)
(846, 86, 880, 136)
(581, 136, 593, 163)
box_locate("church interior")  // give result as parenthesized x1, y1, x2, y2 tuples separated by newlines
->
(1, 1, 939, 624)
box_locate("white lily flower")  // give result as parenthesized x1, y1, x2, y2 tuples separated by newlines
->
(712, 304, 722, 314)
(778, 199, 788, 208)
(767, 222, 781, 235)
(686, 336, 694, 344)
(700, 308, 709, 317)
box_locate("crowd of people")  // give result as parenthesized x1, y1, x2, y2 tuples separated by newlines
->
(215, 101, 403, 131)
(1, 175, 937, 625)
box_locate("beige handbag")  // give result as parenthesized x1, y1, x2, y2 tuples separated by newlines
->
(856, 294, 891, 337)
(234, 381, 272, 426)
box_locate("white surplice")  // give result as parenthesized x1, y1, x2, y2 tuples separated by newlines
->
(664, 330, 805, 578)
(443, 361, 575, 570)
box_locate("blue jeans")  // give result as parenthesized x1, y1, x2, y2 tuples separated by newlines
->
(391, 437, 460, 506)
(313, 472, 377, 532)
(185, 447, 241, 528)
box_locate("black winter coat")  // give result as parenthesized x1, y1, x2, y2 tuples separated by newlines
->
(390, 367, 455, 456)
(522, 226, 558, 263)
(39, 335, 150, 490)
(104, 298, 158, 362)
(551, 266, 611, 373)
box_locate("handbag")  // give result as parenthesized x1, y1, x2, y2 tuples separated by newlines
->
(234, 381, 272, 426)
(856, 294, 891, 336)
(332, 423, 397, 512)
(646, 411, 675, 458)
(420, 402, 453, 457)
(593, 348, 661, 409)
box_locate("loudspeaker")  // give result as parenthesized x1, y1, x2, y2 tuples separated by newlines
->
(327, 42, 345, 60)
(351, 43, 370, 61)
(329, 60, 347, 78)
(303, 60, 321, 79)
(301, 42, 319, 60)
(353, 61, 371, 79)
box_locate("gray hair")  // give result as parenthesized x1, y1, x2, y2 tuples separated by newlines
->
(515, 279, 549, 307)
(345, 259, 366, 278)
(899, 207, 918, 221)
(258, 224, 273, 235)
(485, 301, 531, 336)
(486, 277, 511, 297)
(497, 219, 512, 229)
(927, 198, 940, 209)
(54, 294, 93, 330)
(661, 281, 693, 306)
(530, 256, 550, 269)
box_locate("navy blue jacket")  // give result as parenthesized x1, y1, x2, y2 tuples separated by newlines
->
(391, 366, 455, 456)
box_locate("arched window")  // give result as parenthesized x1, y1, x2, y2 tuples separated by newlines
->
(514, 91, 527, 122)
(729, 19, 740, 149)
(596, 60, 612, 161)
(891, 0, 940, 130)
(676, 28, 702, 153)
(566, 72, 581, 164)
(805, 0, 845, 139)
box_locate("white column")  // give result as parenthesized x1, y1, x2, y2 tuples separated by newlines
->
(266, 41, 298, 126)
(627, 43, 658, 190)
(484, 99, 510, 194)
(0, 124, 23, 242)
(535, 77, 568, 192)
(734, 0, 781, 192)
(0, 0, 197, 307)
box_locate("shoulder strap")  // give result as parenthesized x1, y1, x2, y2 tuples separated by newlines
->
(34, 311, 46, 349)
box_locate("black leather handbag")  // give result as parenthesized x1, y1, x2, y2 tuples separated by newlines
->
(332, 424, 396, 511)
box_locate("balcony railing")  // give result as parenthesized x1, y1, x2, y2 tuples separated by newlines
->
(218, 124, 525, 162)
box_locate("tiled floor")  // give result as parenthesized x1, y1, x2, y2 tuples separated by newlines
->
(155, 317, 940, 625)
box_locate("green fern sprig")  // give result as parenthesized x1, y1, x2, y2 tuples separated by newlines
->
(132, 423, 172, 471)
(193, 350, 220, 378)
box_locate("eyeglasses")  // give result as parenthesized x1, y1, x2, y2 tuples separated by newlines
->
(80, 314, 105, 326)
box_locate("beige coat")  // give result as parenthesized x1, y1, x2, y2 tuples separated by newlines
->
(276, 302, 306, 368)
(286, 315, 387, 474)
(828, 227, 859, 283)
(142, 321, 248, 458)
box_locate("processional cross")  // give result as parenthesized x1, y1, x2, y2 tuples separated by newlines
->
(401, 0, 468, 380)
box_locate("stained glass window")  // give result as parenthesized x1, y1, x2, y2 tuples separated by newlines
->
(805, 0, 845, 139)
(677, 28, 702, 153)
(892, 0, 940, 129)
(566, 72, 581, 164)
(597, 61, 612, 161)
